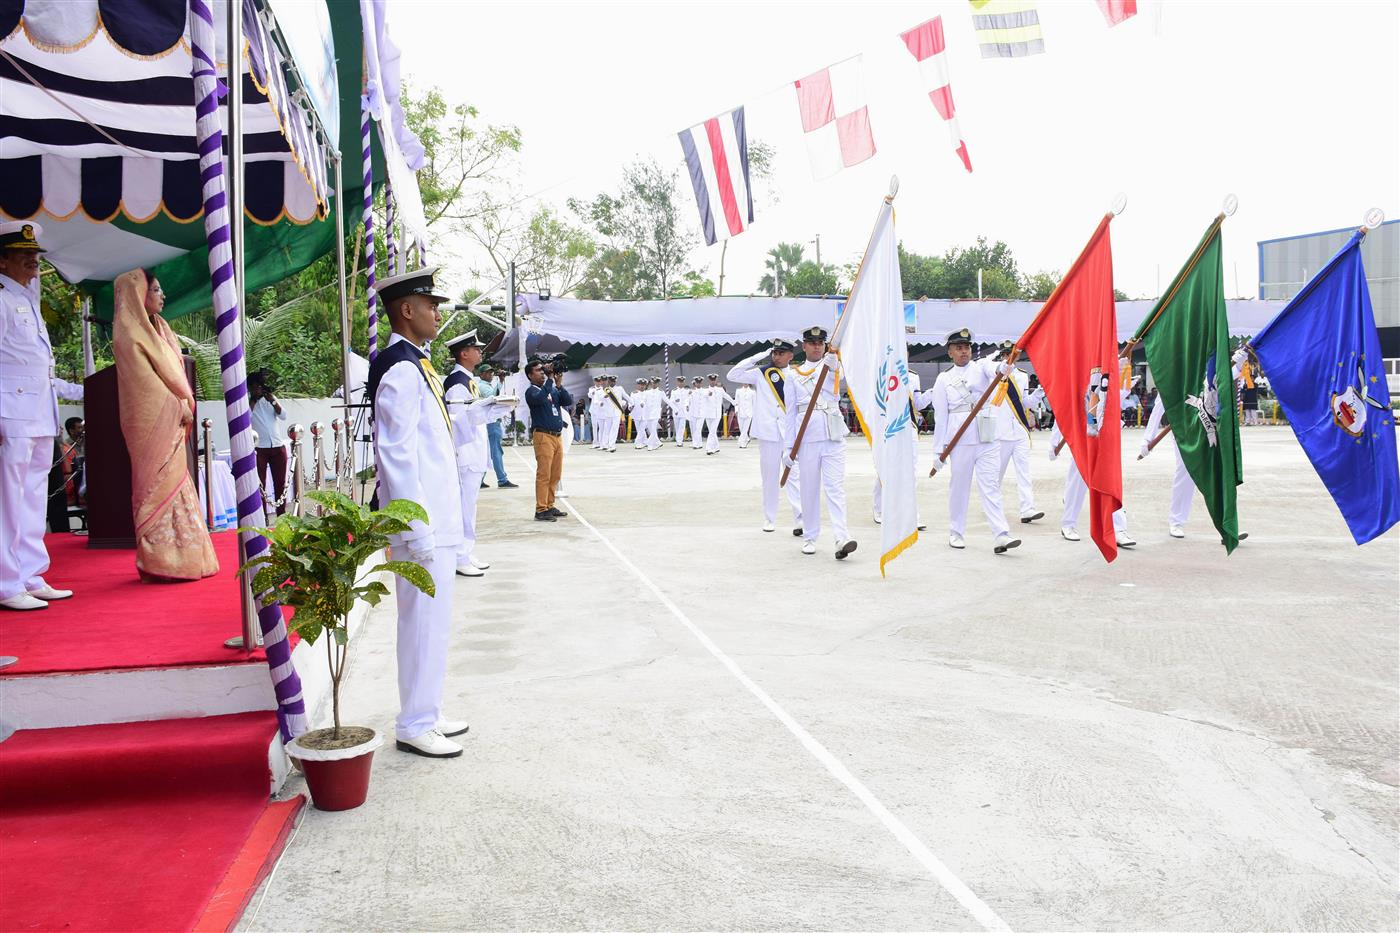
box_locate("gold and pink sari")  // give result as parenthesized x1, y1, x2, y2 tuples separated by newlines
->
(112, 271, 219, 582)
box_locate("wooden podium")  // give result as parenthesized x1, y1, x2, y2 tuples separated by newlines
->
(83, 357, 199, 549)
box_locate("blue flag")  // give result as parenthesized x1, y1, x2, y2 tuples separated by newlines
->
(1251, 231, 1399, 545)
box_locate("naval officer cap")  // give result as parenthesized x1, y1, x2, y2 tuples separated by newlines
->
(771, 337, 796, 352)
(946, 327, 974, 346)
(635, 377, 647, 385)
(377, 266, 450, 305)
(444, 329, 482, 354)
(0, 221, 45, 252)
(801, 325, 829, 343)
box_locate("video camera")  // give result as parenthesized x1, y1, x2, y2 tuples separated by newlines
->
(531, 352, 569, 375)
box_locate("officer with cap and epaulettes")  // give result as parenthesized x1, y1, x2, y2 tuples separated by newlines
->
(928, 327, 1021, 554)
(728, 338, 804, 534)
(601, 374, 627, 451)
(784, 325, 857, 559)
(630, 378, 651, 449)
(644, 377, 664, 450)
(443, 329, 518, 578)
(987, 340, 1044, 525)
(365, 266, 470, 759)
(700, 373, 734, 455)
(0, 221, 83, 611)
(667, 376, 690, 446)
(587, 375, 606, 448)
(687, 376, 706, 449)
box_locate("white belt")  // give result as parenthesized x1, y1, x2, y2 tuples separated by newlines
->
(2, 362, 55, 379)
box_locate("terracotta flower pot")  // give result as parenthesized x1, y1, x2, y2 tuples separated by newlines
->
(286, 728, 382, 811)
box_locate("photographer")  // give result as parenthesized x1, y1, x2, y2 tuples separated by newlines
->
(248, 369, 289, 516)
(525, 357, 573, 522)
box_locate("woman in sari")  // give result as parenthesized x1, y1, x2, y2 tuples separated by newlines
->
(112, 270, 219, 582)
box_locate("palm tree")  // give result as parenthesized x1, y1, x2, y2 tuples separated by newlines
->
(757, 242, 805, 296)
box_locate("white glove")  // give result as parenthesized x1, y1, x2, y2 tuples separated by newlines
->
(494, 396, 519, 408)
(1048, 445, 1059, 462)
(1139, 444, 1151, 459)
(996, 362, 1013, 376)
(1231, 347, 1249, 366)
(405, 535, 435, 564)
(781, 451, 796, 470)
(822, 352, 839, 369)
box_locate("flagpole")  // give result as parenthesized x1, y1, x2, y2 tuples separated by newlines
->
(932, 209, 1118, 475)
(1120, 209, 1228, 360)
(781, 177, 898, 487)
(1138, 424, 1171, 458)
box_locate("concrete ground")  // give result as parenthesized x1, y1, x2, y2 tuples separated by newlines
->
(243, 427, 1399, 932)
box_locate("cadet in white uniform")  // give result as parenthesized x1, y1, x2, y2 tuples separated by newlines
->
(734, 384, 756, 447)
(587, 376, 605, 448)
(602, 376, 628, 451)
(644, 377, 664, 449)
(1049, 420, 1133, 545)
(700, 374, 734, 455)
(727, 338, 803, 534)
(367, 268, 468, 759)
(0, 222, 83, 611)
(929, 328, 1020, 554)
(785, 326, 856, 559)
(667, 377, 690, 446)
(986, 344, 1043, 524)
(687, 377, 707, 449)
(443, 331, 517, 578)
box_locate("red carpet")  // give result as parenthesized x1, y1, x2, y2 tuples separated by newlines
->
(0, 712, 301, 932)
(0, 532, 292, 676)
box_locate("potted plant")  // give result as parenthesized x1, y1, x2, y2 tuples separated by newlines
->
(241, 489, 433, 811)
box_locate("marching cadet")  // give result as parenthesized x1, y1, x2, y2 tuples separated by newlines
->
(734, 382, 756, 448)
(366, 267, 469, 759)
(701, 373, 734, 455)
(728, 339, 804, 534)
(644, 377, 664, 449)
(785, 326, 856, 559)
(443, 330, 517, 577)
(631, 378, 651, 449)
(588, 375, 606, 449)
(987, 342, 1044, 524)
(1049, 419, 1134, 546)
(0, 222, 83, 611)
(668, 376, 690, 446)
(929, 328, 1021, 554)
(602, 375, 628, 451)
(687, 376, 707, 450)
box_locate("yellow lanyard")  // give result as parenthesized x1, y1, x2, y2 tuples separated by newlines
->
(418, 358, 453, 433)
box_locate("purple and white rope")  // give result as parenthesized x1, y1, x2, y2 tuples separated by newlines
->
(189, 0, 307, 741)
(384, 181, 399, 277)
(361, 103, 379, 363)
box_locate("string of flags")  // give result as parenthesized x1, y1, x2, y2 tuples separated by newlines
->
(676, 2, 1140, 244)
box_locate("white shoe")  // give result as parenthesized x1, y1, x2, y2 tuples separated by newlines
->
(1169, 525, 1186, 539)
(26, 585, 73, 601)
(1061, 527, 1081, 542)
(762, 521, 775, 533)
(948, 534, 966, 550)
(801, 541, 816, 555)
(873, 512, 883, 525)
(437, 719, 470, 738)
(395, 729, 463, 759)
(469, 556, 491, 570)
(0, 593, 48, 611)
(993, 534, 1022, 555)
(456, 564, 485, 577)
(1116, 531, 1137, 548)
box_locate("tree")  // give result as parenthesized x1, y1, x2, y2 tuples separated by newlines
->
(669, 272, 717, 298)
(757, 242, 805, 295)
(784, 260, 840, 297)
(403, 85, 522, 236)
(898, 243, 945, 300)
(574, 247, 644, 301)
(1021, 269, 1061, 302)
(511, 206, 597, 297)
(940, 236, 1021, 299)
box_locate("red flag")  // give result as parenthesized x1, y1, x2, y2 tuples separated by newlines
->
(1096, 0, 1138, 26)
(1018, 215, 1123, 562)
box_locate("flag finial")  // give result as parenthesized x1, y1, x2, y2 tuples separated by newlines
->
(887, 175, 900, 201)
(1222, 193, 1239, 217)
(1362, 206, 1385, 233)
(1111, 193, 1128, 216)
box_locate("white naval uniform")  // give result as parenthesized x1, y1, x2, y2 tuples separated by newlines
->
(686, 386, 706, 449)
(643, 387, 663, 449)
(668, 387, 690, 445)
(1143, 393, 1194, 528)
(728, 351, 802, 526)
(990, 364, 1038, 518)
(0, 273, 84, 602)
(587, 386, 605, 448)
(873, 373, 935, 521)
(701, 384, 734, 453)
(444, 364, 508, 571)
(602, 387, 627, 449)
(372, 334, 465, 741)
(930, 357, 1011, 540)
(787, 357, 848, 545)
(734, 385, 756, 447)
(1050, 423, 1127, 534)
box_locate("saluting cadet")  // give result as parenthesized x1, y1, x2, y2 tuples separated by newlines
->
(668, 377, 690, 446)
(0, 222, 83, 611)
(443, 330, 517, 578)
(728, 339, 804, 534)
(734, 383, 756, 448)
(929, 328, 1021, 554)
(687, 376, 706, 450)
(987, 342, 1044, 524)
(366, 267, 469, 759)
(1049, 419, 1134, 546)
(701, 374, 734, 455)
(785, 326, 856, 559)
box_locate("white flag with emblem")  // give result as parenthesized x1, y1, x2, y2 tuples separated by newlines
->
(835, 200, 918, 575)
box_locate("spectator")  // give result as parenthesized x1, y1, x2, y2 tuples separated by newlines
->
(524, 358, 572, 522)
(248, 369, 289, 516)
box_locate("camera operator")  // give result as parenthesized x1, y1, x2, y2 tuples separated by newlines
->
(524, 356, 572, 522)
(248, 369, 289, 516)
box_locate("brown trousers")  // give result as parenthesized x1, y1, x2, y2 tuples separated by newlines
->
(532, 432, 563, 513)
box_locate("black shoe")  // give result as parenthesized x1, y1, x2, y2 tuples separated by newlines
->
(1020, 511, 1045, 523)
(548, 508, 568, 518)
(481, 480, 489, 488)
(792, 527, 803, 537)
(534, 511, 557, 522)
(498, 481, 518, 488)
(835, 540, 858, 560)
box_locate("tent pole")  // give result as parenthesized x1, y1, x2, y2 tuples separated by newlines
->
(511, 261, 524, 375)
(333, 152, 355, 486)
(80, 298, 95, 376)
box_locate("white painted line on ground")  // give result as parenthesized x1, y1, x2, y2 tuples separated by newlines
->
(510, 444, 1012, 932)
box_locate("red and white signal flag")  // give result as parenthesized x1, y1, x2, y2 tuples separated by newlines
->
(899, 16, 972, 173)
(794, 57, 877, 181)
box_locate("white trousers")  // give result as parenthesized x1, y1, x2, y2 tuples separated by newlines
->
(0, 434, 54, 600)
(704, 417, 721, 452)
(674, 416, 689, 446)
(798, 437, 847, 544)
(737, 416, 753, 447)
(689, 417, 705, 449)
(394, 547, 456, 740)
(597, 415, 618, 450)
(871, 470, 922, 525)
(998, 436, 1037, 515)
(1061, 459, 1127, 532)
(758, 438, 803, 525)
(455, 466, 484, 568)
(1169, 442, 1194, 527)
(646, 419, 661, 449)
(946, 439, 1010, 539)
(590, 413, 603, 447)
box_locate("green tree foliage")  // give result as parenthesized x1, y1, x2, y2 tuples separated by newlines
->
(511, 206, 597, 297)
(668, 272, 718, 298)
(784, 260, 841, 297)
(404, 86, 522, 233)
(757, 242, 805, 296)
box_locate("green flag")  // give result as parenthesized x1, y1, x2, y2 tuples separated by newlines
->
(1134, 216, 1242, 552)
